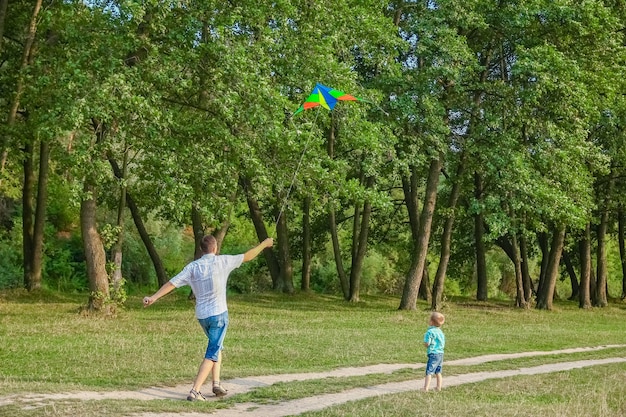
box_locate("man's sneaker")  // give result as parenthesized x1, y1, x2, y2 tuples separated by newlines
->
(212, 383, 228, 397)
(187, 389, 207, 401)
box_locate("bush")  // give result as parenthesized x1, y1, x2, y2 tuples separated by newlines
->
(366, 250, 404, 295)
(228, 261, 273, 293)
(44, 232, 88, 292)
(310, 256, 342, 294)
(0, 230, 23, 289)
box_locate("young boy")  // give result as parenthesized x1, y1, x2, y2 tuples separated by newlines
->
(423, 312, 445, 391)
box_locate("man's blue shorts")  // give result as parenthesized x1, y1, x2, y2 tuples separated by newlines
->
(425, 353, 444, 375)
(197, 311, 229, 362)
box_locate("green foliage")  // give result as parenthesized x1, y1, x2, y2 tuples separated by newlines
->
(44, 232, 88, 292)
(98, 224, 122, 251)
(120, 231, 156, 287)
(310, 256, 342, 294)
(307, 243, 404, 296)
(363, 249, 404, 296)
(0, 229, 23, 290)
(228, 261, 273, 294)
(150, 224, 195, 276)
(109, 276, 127, 305)
(89, 273, 127, 313)
(1, 0, 626, 311)
(46, 175, 79, 232)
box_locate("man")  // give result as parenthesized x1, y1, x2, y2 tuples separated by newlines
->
(143, 235, 274, 401)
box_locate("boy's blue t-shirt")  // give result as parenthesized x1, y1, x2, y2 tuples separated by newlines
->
(423, 326, 445, 355)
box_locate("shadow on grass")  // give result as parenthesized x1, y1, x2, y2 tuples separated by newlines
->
(231, 292, 409, 312)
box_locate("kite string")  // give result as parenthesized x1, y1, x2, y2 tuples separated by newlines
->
(275, 110, 321, 231)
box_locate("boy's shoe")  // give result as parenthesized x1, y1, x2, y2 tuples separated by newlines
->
(212, 383, 228, 397)
(187, 389, 207, 401)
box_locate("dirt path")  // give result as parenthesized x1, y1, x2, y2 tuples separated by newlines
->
(2, 344, 625, 416)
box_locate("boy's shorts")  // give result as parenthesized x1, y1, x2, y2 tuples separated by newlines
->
(425, 353, 444, 375)
(197, 311, 229, 362)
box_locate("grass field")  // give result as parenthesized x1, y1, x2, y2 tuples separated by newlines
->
(1, 289, 625, 416)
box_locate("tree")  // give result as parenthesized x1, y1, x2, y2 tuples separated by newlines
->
(536, 224, 566, 310)
(391, 0, 473, 310)
(431, 151, 465, 311)
(3, 0, 46, 291)
(399, 156, 442, 310)
(579, 223, 593, 309)
(620, 207, 626, 300)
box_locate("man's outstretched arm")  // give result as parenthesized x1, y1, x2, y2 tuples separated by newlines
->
(243, 238, 274, 262)
(143, 282, 176, 307)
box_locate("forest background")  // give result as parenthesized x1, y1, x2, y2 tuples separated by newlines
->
(1, 0, 626, 313)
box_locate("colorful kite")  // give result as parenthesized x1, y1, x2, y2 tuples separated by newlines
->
(292, 83, 360, 116)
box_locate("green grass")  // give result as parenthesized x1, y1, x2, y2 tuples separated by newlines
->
(300, 363, 626, 417)
(1, 289, 625, 416)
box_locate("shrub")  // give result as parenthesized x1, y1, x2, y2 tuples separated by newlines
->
(44, 232, 88, 292)
(0, 231, 23, 289)
(310, 256, 342, 294)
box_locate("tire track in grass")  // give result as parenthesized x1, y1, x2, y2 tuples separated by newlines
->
(1, 344, 624, 414)
(137, 356, 626, 417)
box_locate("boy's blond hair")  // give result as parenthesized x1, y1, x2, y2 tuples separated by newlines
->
(430, 312, 445, 327)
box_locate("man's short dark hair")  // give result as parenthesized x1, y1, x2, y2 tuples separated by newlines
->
(200, 235, 218, 254)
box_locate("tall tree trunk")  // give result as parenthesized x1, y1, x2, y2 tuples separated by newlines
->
(589, 261, 597, 303)
(349, 177, 374, 302)
(0, 0, 8, 169)
(398, 167, 422, 307)
(213, 219, 230, 253)
(2, 0, 42, 172)
(191, 202, 205, 260)
(29, 140, 50, 291)
(81, 182, 111, 313)
(617, 206, 626, 300)
(240, 177, 280, 288)
(399, 156, 442, 310)
(301, 195, 311, 291)
(22, 142, 35, 289)
(474, 172, 487, 301)
(511, 232, 527, 308)
(276, 207, 294, 294)
(496, 233, 527, 308)
(107, 154, 168, 286)
(594, 171, 614, 307)
(563, 251, 579, 300)
(111, 147, 127, 295)
(351, 172, 364, 264)
(327, 119, 349, 298)
(536, 224, 566, 310)
(431, 153, 465, 310)
(419, 264, 431, 302)
(505, 202, 527, 308)
(579, 223, 592, 308)
(595, 218, 609, 307)
(127, 193, 168, 286)
(536, 232, 549, 297)
(519, 233, 533, 300)
(468, 45, 495, 303)
(402, 169, 421, 240)
(329, 208, 349, 299)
